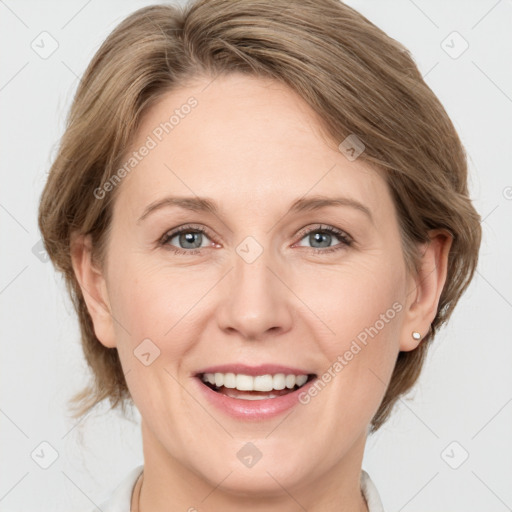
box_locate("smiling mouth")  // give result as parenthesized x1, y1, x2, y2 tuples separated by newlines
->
(197, 372, 317, 400)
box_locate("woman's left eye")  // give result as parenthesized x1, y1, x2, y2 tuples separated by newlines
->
(294, 225, 353, 254)
(159, 224, 352, 255)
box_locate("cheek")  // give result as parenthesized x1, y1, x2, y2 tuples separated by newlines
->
(107, 255, 217, 361)
(106, 257, 211, 411)
(296, 260, 406, 429)
(299, 253, 407, 395)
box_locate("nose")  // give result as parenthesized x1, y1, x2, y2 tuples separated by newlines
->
(216, 243, 294, 341)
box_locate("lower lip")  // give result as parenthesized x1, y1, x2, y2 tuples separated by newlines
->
(194, 376, 318, 420)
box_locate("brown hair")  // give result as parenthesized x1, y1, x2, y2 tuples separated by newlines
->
(38, 0, 481, 433)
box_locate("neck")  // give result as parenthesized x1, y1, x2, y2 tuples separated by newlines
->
(137, 422, 369, 512)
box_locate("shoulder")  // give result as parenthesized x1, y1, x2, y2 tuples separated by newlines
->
(361, 469, 385, 512)
(87, 465, 144, 512)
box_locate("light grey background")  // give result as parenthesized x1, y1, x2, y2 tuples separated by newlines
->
(1, 1, 511, 510)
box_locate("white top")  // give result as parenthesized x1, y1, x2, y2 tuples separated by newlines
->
(92, 465, 385, 511)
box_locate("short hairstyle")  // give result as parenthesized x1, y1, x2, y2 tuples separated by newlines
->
(38, 0, 481, 433)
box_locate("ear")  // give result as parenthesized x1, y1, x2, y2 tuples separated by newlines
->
(400, 229, 452, 351)
(70, 233, 117, 348)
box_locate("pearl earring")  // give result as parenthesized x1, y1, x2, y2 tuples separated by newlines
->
(412, 331, 421, 341)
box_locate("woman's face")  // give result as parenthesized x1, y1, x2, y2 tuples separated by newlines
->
(90, 73, 419, 498)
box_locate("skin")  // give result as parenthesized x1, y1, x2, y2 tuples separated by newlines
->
(71, 73, 451, 512)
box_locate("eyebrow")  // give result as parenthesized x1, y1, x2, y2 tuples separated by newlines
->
(137, 194, 373, 224)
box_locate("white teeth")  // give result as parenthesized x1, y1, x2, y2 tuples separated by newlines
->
(273, 373, 286, 390)
(254, 374, 273, 392)
(296, 374, 308, 387)
(236, 374, 253, 391)
(201, 372, 310, 392)
(223, 372, 236, 388)
(285, 374, 296, 389)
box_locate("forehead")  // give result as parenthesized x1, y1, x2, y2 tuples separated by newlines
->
(113, 73, 388, 220)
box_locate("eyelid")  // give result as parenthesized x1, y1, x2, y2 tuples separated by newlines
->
(159, 223, 217, 248)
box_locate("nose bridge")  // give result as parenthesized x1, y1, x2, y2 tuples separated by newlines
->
(216, 236, 292, 339)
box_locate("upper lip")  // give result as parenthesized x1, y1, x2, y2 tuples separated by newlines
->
(194, 364, 316, 377)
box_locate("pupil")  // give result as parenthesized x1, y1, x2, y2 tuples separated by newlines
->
(180, 232, 202, 249)
(311, 232, 330, 248)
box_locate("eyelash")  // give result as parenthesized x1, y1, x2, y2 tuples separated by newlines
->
(159, 223, 353, 256)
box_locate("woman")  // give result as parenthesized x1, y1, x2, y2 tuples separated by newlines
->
(38, 0, 481, 510)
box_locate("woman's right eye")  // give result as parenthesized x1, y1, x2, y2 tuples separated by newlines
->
(159, 225, 214, 255)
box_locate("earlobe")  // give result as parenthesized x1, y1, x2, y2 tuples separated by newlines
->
(400, 229, 452, 352)
(70, 233, 117, 348)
